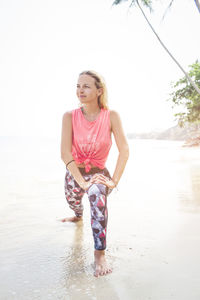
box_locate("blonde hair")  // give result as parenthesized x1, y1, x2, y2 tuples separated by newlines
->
(79, 70, 108, 109)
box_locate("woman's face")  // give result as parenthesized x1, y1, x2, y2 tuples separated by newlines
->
(76, 74, 102, 105)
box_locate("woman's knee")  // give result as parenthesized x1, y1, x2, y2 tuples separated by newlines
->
(87, 183, 107, 197)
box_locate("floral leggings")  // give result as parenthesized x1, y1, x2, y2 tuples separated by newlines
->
(64, 167, 112, 250)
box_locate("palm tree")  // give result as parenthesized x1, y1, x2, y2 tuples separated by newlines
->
(112, 0, 200, 95)
(194, 0, 200, 13)
(162, 0, 200, 20)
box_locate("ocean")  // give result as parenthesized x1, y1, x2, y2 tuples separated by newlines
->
(0, 136, 200, 300)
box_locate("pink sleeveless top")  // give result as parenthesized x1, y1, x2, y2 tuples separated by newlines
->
(71, 108, 112, 173)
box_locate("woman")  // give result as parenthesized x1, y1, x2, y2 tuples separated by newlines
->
(60, 70, 129, 277)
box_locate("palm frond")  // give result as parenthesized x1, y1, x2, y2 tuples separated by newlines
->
(161, 0, 175, 21)
(113, 0, 152, 10)
(142, 0, 152, 11)
(112, 0, 128, 5)
(142, 0, 152, 8)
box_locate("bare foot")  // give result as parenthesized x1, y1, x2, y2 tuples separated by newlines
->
(59, 216, 83, 223)
(94, 250, 112, 277)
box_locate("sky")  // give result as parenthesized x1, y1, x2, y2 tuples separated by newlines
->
(0, 0, 200, 137)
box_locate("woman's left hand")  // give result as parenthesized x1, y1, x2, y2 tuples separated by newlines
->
(91, 174, 116, 189)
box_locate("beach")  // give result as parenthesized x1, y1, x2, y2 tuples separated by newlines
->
(0, 137, 200, 300)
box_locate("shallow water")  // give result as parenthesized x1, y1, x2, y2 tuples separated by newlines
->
(0, 137, 200, 299)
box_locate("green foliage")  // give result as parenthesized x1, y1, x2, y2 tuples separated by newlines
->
(169, 61, 200, 127)
(112, 0, 152, 10)
(112, 0, 200, 15)
(112, 0, 127, 5)
(142, 0, 152, 7)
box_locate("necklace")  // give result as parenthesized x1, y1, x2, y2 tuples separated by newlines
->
(81, 107, 101, 122)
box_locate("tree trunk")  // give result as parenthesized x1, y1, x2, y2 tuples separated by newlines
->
(194, 0, 200, 13)
(136, 0, 200, 95)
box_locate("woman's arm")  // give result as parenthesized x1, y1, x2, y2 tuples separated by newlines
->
(110, 110, 129, 187)
(92, 110, 129, 188)
(60, 112, 91, 190)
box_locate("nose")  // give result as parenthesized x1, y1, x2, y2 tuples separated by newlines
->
(79, 87, 84, 93)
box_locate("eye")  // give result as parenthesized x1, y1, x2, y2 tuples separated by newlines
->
(76, 84, 90, 89)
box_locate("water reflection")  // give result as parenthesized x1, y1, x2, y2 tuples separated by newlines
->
(61, 222, 120, 300)
(178, 164, 200, 213)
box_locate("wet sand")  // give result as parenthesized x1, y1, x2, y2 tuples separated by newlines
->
(0, 138, 200, 299)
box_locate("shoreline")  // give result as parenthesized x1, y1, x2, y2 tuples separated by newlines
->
(1, 138, 200, 299)
(183, 136, 200, 147)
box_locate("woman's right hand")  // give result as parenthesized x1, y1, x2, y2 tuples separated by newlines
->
(80, 180, 92, 191)
(90, 174, 116, 189)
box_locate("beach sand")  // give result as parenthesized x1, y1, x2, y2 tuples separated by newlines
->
(0, 137, 200, 300)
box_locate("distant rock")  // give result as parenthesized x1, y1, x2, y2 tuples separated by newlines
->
(182, 136, 200, 147)
(127, 123, 200, 146)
